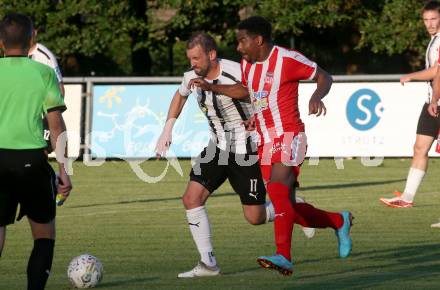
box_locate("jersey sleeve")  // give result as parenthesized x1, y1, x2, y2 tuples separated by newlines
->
(53, 65, 63, 83)
(178, 72, 193, 97)
(46, 55, 63, 83)
(43, 69, 66, 114)
(438, 48, 440, 65)
(284, 51, 317, 81)
(41, 47, 64, 83)
(240, 59, 248, 87)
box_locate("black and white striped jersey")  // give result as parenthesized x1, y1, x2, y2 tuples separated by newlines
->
(179, 59, 257, 154)
(28, 43, 63, 83)
(425, 32, 440, 105)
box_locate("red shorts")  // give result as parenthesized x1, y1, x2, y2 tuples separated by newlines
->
(258, 132, 307, 183)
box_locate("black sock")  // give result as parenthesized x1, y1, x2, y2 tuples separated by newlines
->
(27, 238, 55, 290)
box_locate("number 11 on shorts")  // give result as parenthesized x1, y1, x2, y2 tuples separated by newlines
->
(250, 179, 258, 192)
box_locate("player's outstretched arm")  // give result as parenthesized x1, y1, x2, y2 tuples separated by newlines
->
(400, 65, 438, 85)
(155, 90, 188, 158)
(309, 66, 332, 116)
(188, 78, 249, 99)
(46, 110, 72, 198)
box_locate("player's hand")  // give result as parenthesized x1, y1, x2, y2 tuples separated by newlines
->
(188, 78, 212, 91)
(242, 116, 256, 131)
(309, 96, 327, 116)
(57, 169, 72, 198)
(400, 75, 411, 85)
(155, 131, 172, 159)
(427, 101, 439, 117)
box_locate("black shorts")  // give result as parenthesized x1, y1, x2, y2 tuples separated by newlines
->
(0, 149, 56, 226)
(416, 103, 440, 138)
(190, 143, 266, 205)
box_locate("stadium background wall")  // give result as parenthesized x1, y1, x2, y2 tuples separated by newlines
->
(60, 75, 439, 159)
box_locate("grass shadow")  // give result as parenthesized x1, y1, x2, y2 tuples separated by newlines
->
(284, 242, 440, 290)
(99, 276, 159, 288)
(70, 179, 406, 209)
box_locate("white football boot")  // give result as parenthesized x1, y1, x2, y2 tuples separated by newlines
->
(431, 219, 440, 228)
(177, 262, 221, 278)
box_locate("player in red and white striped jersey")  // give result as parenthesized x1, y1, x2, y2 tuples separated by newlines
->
(190, 16, 353, 276)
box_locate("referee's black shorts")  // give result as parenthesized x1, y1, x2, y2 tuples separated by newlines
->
(0, 149, 56, 226)
(190, 142, 266, 205)
(416, 103, 440, 138)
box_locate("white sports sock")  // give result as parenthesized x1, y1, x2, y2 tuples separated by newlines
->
(265, 201, 275, 223)
(186, 206, 217, 267)
(401, 167, 425, 202)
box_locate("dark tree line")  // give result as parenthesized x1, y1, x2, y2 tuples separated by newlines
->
(0, 0, 428, 76)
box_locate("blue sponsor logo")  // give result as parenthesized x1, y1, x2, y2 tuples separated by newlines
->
(253, 91, 268, 100)
(346, 88, 384, 131)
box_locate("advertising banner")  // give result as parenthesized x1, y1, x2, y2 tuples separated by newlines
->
(91, 85, 210, 158)
(299, 82, 438, 157)
(90, 82, 438, 158)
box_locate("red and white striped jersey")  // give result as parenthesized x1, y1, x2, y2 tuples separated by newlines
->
(241, 45, 317, 144)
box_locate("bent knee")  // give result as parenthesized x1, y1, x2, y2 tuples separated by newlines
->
(413, 144, 429, 157)
(182, 193, 204, 209)
(245, 214, 266, 225)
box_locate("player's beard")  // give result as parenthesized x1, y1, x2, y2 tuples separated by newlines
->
(194, 62, 210, 78)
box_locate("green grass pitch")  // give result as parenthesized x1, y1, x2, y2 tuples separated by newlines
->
(1, 158, 440, 289)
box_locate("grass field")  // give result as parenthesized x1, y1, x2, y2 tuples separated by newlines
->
(1, 158, 440, 290)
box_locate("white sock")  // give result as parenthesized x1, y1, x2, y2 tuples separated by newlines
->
(186, 206, 217, 267)
(265, 201, 275, 223)
(401, 167, 425, 202)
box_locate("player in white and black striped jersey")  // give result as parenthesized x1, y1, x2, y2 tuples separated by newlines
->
(380, 1, 440, 210)
(155, 32, 275, 278)
(179, 58, 256, 154)
(28, 29, 65, 153)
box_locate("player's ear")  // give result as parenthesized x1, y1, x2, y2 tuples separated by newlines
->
(209, 49, 217, 61)
(31, 29, 38, 45)
(257, 35, 263, 46)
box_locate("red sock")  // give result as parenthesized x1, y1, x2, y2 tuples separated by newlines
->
(267, 182, 294, 261)
(293, 203, 343, 229)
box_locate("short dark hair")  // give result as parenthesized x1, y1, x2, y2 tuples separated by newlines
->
(238, 16, 272, 42)
(187, 32, 217, 54)
(0, 13, 33, 50)
(423, 1, 440, 14)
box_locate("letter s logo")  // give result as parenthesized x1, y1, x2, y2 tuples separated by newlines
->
(346, 89, 384, 131)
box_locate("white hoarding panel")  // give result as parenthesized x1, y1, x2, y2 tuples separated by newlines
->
(299, 82, 438, 157)
(49, 84, 82, 158)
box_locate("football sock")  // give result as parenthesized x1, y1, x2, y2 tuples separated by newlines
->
(268, 182, 294, 261)
(27, 238, 55, 290)
(265, 201, 275, 223)
(401, 167, 425, 202)
(293, 203, 343, 229)
(186, 206, 217, 267)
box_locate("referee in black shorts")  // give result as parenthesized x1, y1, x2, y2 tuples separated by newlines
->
(0, 13, 72, 290)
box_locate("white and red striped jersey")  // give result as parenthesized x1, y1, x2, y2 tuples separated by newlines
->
(241, 45, 317, 144)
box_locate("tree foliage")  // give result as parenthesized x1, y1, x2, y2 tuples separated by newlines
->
(0, 0, 432, 75)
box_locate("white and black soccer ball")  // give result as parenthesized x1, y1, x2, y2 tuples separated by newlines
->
(67, 254, 103, 288)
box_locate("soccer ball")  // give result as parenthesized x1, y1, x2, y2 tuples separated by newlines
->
(67, 254, 103, 288)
